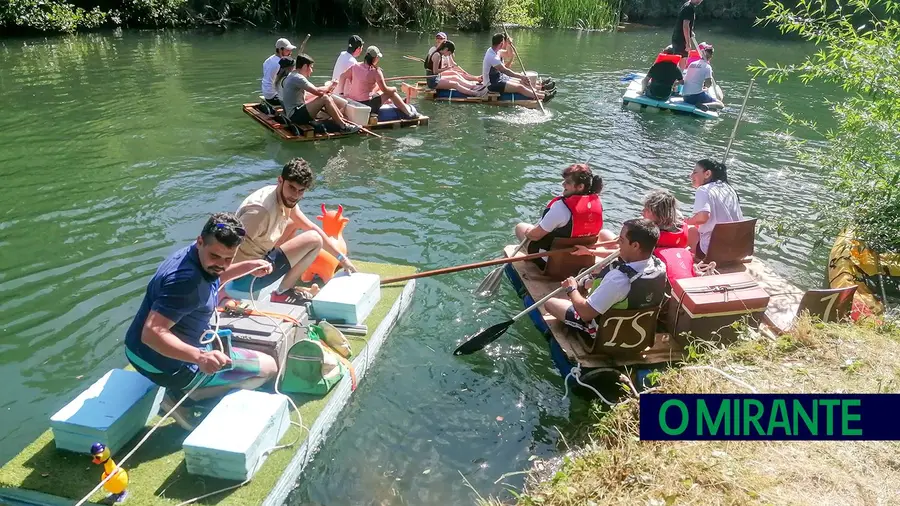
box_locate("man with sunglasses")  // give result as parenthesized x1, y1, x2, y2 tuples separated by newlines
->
(227, 157, 358, 305)
(124, 213, 279, 430)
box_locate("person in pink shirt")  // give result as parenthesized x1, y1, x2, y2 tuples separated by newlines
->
(338, 46, 420, 119)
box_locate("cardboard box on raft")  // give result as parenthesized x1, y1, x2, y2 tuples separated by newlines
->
(311, 272, 381, 325)
(182, 389, 290, 481)
(667, 271, 771, 344)
(49, 369, 164, 455)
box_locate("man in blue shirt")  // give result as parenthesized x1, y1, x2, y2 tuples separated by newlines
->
(124, 213, 277, 430)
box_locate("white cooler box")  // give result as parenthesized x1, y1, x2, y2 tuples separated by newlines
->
(344, 99, 372, 125)
(311, 272, 381, 325)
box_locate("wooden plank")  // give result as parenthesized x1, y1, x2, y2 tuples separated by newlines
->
(241, 103, 428, 142)
(417, 88, 541, 109)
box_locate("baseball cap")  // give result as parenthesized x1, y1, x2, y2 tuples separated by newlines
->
(436, 32, 447, 39)
(348, 35, 364, 50)
(698, 42, 714, 52)
(275, 38, 296, 50)
(365, 45, 383, 59)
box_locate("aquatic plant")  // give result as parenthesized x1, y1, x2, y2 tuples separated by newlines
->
(750, 0, 900, 253)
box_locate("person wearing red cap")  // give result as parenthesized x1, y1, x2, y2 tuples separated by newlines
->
(681, 43, 724, 111)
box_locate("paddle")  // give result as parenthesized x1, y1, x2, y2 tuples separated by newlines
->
(384, 75, 429, 82)
(501, 24, 547, 115)
(403, 55, 426, 63)
(454, 249, 621, 355)
(690, 35, 723, 101)
(380, 246, 582, 285)
(298, 33, 311, 54)
(476, 238, 528, 297)
(721, 77, 755, 163)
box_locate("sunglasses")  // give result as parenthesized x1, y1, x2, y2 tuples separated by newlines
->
(214, 222, 246, 237)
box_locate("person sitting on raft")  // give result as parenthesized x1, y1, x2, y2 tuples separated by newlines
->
(338, 46, 420, 119)
(261, 37, 296, 106)
(542, 218, 667, 345)
(641, 46, 684, 101)
(425, 40, 488, 97)
(482, 33, 555, 102)
(124, 213, 279, 430)
(426, 31, 483, 84)
(682, 42, 724, 111)
(514, 163, 617, 269)
(685, 159, 744, 258)
(281, 54, 360, 134)
(226, 157, 357, 305)
(574, 189, 698, 283)
(331, 35, 364, 96)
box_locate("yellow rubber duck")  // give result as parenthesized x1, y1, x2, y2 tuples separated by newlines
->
(90, 442, 128, 503)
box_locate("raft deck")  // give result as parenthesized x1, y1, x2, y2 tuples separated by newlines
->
(242, 103, 429, 142)
(622, 73, 719, 119)
(0, 260, 416, 506)
(403, 82, 542, 109)
(502, 245, 807, 369)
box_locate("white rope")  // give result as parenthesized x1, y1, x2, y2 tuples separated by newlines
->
(695, 260, 719, 276)
(562, 364, 615, 406)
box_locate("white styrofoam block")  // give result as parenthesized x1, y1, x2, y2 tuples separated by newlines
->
(50, 369, 164, 455)
(311, 272, 381, 325)
(183, 390, 290, 482)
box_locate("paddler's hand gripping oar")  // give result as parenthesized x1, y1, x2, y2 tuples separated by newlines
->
(453, 249, 621, 355)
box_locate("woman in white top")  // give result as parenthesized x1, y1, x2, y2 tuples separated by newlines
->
(685, 159, 744, 256)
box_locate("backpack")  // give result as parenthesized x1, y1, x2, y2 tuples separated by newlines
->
(281, 325, 353, 396)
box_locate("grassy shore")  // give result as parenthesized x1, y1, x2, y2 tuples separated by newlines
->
(482, 316, 900, 505)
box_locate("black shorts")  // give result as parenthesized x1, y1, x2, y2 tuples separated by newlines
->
(264, 96, 282, 106)
(487, 81, 507, 93)
(289, 104, 313, 125)
(564, 306, 595, 344)
(426, 75, 439, 89)
(670, 43, 689, 57)
(360, 95, 383, 112)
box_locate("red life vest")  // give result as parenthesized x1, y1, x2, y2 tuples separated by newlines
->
(654, 52, 682, 65)
(543, 194, 603, 239)
(654, 224, 694, 283)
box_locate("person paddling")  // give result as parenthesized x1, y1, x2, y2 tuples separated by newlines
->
(682, 42, 724, 111)
(514, 163, 617, 269)
(641, 46, 684, 101)
(671, 0, 704, 70)
(482, 33, 555, 102)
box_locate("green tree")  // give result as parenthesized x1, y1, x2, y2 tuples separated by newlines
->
(751, 0, 900, 253)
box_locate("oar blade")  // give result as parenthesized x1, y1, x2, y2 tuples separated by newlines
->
(453, 319, 514, 355)
(474, 266, 504, 298)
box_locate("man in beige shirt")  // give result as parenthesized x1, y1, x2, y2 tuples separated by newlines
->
(227, 158, 357, 304)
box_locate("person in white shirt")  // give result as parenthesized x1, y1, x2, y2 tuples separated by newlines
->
(681, 42, 724, 110)
(543, 219, 667, 345)
(331, 35, 364, 96)
(261, 38, 297, 106)
(685, 159, 744, 255)
(482, 33, 554, 101)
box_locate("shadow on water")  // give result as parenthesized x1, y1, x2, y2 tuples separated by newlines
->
(0, 25, 835, 505)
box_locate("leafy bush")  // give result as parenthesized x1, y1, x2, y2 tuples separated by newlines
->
(120, 0, 188, 25)
(751, 0, 900, 253)
(1, 0, 108, 32)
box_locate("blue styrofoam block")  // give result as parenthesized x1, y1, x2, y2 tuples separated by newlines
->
(310, 272, 381, 325)
(182, 390, 290, 482)
(49, 369, 164, 455)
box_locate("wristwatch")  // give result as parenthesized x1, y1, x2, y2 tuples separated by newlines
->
(565, 285, 577, 295)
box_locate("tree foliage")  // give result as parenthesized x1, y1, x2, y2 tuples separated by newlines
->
(750, 0, 900, 253)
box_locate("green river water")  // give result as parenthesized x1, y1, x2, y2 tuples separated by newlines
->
(0, 24, 833, 505)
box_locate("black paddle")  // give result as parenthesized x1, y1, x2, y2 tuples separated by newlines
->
(453, 250, 621, 355)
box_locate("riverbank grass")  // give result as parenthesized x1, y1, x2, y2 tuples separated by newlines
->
(508, 316, 900, 505)
(0, 261, 414, 506)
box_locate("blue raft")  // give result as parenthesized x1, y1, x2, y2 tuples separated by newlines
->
(622, 73, 719, 119)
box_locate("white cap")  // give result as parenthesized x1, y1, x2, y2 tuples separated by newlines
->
(275, 38, 297, 50)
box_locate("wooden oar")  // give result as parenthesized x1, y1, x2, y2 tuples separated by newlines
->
(403, 55, 426, 63)
(298, 33, 310, 54)
(691, 35, 723, 101)
(380, 246, 583, 285)
(501, 24, 547, 115)
(721, 77, 755, 163)
(454, 250, 621, 355)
